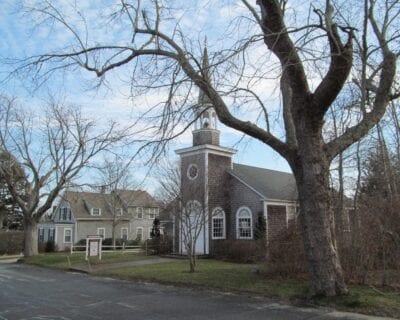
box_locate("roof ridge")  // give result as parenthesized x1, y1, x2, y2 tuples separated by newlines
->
(232, 162, 293, 176)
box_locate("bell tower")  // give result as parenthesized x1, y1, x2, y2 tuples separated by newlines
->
(192, 47, 220, 147)
(175, 46, 236, 255)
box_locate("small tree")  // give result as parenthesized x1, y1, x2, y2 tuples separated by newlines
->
(156, 160, 206, 273)
(150, 218, 161, 239)
(254, 211, 267, 242)
(97, 156, 135, 249)
(254, 211, 267, 259)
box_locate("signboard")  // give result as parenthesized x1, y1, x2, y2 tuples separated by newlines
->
(89, 240, 99, 256)
(85, 236, 102, 261)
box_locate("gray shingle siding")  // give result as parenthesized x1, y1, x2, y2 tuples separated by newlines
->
(228, 174, 264, 240)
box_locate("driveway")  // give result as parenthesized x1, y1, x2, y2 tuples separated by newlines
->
(0, 262, 394, 320)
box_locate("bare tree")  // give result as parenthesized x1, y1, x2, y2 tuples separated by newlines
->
(96, 156, 135, 249)
(9, 0, 400, 296)
(0, 96, 126, 256)
(156, 160, 206, 273)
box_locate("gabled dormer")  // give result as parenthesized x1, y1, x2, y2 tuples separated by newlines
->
(53, 199, 75, 224)
(91, 207, 102, 216)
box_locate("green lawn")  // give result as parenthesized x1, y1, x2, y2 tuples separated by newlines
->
(22, 254, 400, 318)
(96, 259, 400, 318)
(96, 259, 308, 299)
(23, 251, 154, 269)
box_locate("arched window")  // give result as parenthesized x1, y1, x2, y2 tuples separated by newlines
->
(236, 207, 253, 239)
(212, 207, 225, 239)
(202, 111, 210, 128)
(212, 112, 217, 129)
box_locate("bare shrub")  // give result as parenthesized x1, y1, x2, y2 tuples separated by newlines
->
(265, 224, 307, 279)
(212, 239, 264, 263)
(0, 230, 24, 255)
(339, 199, 400, 287)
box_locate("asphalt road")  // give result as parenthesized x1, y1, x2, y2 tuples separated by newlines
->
(0, 261, 393, 320)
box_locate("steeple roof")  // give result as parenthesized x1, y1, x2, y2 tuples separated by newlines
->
(198, 46, 213, 106)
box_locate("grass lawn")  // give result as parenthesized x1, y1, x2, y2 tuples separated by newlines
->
(95, 259, 400, 318)
(21, 254, 400, 318)
(23, 251, 154, 270)
(98, 259, 308, 299)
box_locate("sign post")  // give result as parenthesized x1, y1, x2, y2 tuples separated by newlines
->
(85, 235, 103, 261)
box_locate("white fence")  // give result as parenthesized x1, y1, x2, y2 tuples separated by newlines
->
(70, 242, 154, 255)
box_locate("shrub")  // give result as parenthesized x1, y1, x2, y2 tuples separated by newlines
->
(0, 230, 24, 255)
(338, 201, 400, 286)
(212, 239, 265, 263)
(38, 242, 46, 253)
(45, 241, 57, 252)
(146, 236, 173, 255)
(74, 239, 86, 251)
(102, 237, 124, 249)
(265, 223, 307, 278)
(126, 239, 141, 246)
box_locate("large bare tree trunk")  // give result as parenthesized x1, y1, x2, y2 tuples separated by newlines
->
(24, 219, 38, 257)
(292, 134, 347, 297)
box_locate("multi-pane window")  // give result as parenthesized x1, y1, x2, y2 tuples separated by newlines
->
(116, 208, 123, 216)
(97, 228, 105, 239)
(212, 208, 225, 239)
(136, 227, 143, 241)
(64, 229, 72, 243)
(92, 208, 101, 216)
(121, 228, 128, 241)
(137, 207, 143, 219)
(237, 207, 252, 239)
(60, 207, 70, 220)
(149, 208, 157, 220)
(286, 205, 297, 222)
(39, 228, 44, 242)
(48, 228, 55, 242)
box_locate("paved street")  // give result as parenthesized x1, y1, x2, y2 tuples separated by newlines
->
(0, 262, 394, 320)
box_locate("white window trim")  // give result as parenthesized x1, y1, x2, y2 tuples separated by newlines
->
(236, 206, 253, 239)
(137, 207, 143, 219)
(148, 227, 152, 239)
(211, 207, 226, 240)
(64, 228, 72, 243)
(187, 163, 199, 180)
(121, 227, 128, 240)
(91, 208, 102, 216)
(136, 227, 143, 240)
(149, 208, 156, 220)
(116, 208, 123, 216)
(61, 207, 70, 220)
(97, 227, 106, 238)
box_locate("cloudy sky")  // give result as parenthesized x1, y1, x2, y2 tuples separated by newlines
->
(0, 0, 293, 192)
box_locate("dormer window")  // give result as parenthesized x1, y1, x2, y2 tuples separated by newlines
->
(116, 208, 123, 216)
(59, 207, 71, 220)
(91, 208, 101, 216)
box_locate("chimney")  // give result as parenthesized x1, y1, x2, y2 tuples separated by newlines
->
(100, 185, 106, 194)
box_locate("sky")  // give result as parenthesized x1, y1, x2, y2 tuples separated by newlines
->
(0, 0, 293, 193)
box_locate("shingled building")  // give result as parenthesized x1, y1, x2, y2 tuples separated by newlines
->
(175, 48, 298, 255)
